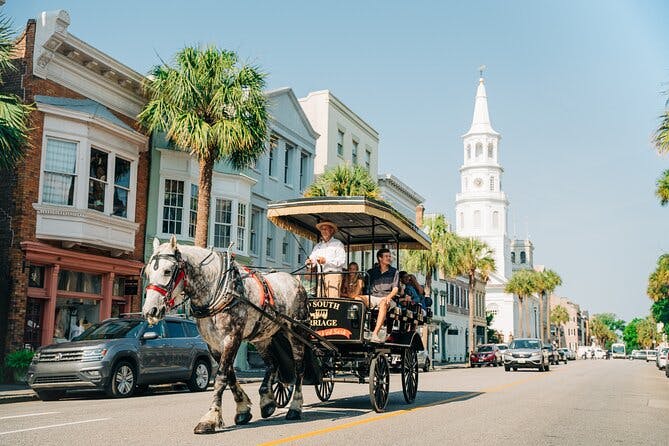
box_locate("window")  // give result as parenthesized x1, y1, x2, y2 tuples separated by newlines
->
(474, 210, 481, 228)
(28, 265, 45, 288)
(365, 149, 371, 171)
(464, 177, 468, 191)
(299, 153, 308, 190)
(284, 143, 293, 184)
(337, 130, 344, 157)
(112, 277, 126, 296)
(459, 212, 464, 230)
(166, 320, 186, 338)
(237, 203, 247, 251)
(113, 157, 131, 217)
(352, 140, 359, 164)
(266, 223, 275, 258)
(250, 207, 261, 256)
(511, 251, 516, 263)
(189, 184, 198, 238)
(88, 148, 108, 212)
(42, 138, 77, 206)
(520, 251, 527, 264)
(185, 323, 199, 338)
(58, 270, 102, 294)
(162, 180, 184, 234)
(282, 232, 291, 263)
(268, 134, 278, 177)
(488, 143, 494, 159)
(213, 199, 232, 248)
(475, 143, 483, 158)
(466, 145, 471, 159)
(489, 176, 495, 191)
(492, 211, 499, 229)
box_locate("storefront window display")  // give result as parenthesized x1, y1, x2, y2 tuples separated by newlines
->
(54, 298, 99, 342)
(58, 270, 102, 294)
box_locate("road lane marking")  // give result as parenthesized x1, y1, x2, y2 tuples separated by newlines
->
(260, 372, 554, 446)
(0, 418, 110, 436)
(0, 412, 60, 420)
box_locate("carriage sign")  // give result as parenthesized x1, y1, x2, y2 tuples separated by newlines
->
(308, 298, 363, 341)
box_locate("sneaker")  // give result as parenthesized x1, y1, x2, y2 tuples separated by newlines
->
(370, 333, 384, 343)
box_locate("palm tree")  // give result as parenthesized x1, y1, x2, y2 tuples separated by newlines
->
(505, 269, 539, 338)
(304, 164, 380, 199)
(535, 269, 562, 343)
(0, 14, 32, 170)
(656, 169, 669, 206)
(654, 108, 669, 155)
(549, 304, 569, 347)
(453, 237, 495, 359)
(138, 46, 268, 247)
(647, 254, 669, 302)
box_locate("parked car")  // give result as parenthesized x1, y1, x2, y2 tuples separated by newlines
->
(646, 350, 658, 362)
(390, 350, 431, 372)
(496, 343, 509, 355)
(556, 348, 570, 363)
(656, 347, 668, 370)
(470, 344, 502, 367)
(27, 315, 214, 401)
(503, 338, 549, 372)
(543, 344, 560, 365)
(630, 349, 647, 360)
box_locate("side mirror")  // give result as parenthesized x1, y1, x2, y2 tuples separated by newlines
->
(142, 331, 159, 340)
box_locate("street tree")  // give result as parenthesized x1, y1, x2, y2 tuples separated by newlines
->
(623, 318, 642, 352)
(453, 237, 495, 357)
(653, 90, 669, 207)
(535, 269, 562, 343)
(636, 316, 657, 349)
(138, 46, 268, 247)
(505, 269, 539, 338)
(550, 305, 569, 347)
(593, 312, 626, 337)
(590, 315, 617, 349)
(647, 254, 669, 302)
(0, 13, 32, 170)
(651, 298, 669, 336)
(304, 164, 380, 199)
(657, 169, 669, 206)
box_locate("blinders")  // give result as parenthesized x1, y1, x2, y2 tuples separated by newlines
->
(145, 250, 188, 310)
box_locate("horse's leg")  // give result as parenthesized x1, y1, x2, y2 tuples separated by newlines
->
(256, 340, 278, 418)
(194, 349, 226, 434)
(286, 338, 306, 420)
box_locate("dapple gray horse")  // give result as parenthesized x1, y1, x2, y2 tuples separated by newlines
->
(142, 236, 309, 434)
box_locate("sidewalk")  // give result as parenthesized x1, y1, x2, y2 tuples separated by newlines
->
(0, 364, 468, 405)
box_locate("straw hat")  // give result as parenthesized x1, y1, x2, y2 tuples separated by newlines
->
(315, 221, 338, 232)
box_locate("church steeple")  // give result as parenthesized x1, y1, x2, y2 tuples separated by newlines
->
(465, 76, 499, 136)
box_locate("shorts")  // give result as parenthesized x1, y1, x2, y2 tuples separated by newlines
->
(369, 295, 397, 309)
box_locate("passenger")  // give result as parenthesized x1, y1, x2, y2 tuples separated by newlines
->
(306, 221, 346, 297)
(365, 248, 399, 343)
(399, 271, 424, 310)
(340, 262, 364, 298)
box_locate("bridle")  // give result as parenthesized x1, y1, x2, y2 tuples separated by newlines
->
(145, 250, 189, 311)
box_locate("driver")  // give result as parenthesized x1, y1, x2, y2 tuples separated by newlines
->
(306, 221, 346, 297)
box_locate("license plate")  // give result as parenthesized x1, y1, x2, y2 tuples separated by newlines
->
(517, 358, 526, 363)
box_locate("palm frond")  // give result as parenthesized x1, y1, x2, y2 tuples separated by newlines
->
(656, 169, 669, 206)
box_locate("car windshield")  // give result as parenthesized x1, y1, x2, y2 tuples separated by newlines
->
(497, 345, 507, 350)
(510, 340, 541, 350)
(477, 345, 494, 352)
(74, 319, 144, 340)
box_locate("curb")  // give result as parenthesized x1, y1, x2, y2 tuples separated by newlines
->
(0, 392, 37, 405)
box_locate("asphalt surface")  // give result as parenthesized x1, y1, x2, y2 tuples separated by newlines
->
(0, 359, 667, 445)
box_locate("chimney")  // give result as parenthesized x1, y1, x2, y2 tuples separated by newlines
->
(415, 204, 425, 227)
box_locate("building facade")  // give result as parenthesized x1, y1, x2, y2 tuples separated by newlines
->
(0, 11, 149, 359)
(550, 295, 581, 351)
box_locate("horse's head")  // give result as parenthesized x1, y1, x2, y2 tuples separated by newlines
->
(142, 235, 188, 325)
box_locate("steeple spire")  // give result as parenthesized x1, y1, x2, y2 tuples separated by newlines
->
(465, 74, 499, 136)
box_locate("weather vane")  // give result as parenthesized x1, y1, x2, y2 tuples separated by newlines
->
(479, 65, 486, 78)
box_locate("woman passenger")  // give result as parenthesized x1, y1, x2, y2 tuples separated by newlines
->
(340, 262, 364, 298)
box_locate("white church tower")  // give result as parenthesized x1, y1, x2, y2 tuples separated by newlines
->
(455, 75, 511, 279)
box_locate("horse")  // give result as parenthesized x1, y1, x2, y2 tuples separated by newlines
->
(142, 236, 309, 434)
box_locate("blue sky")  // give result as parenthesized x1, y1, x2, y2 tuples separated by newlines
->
(5, 1, 669, 322)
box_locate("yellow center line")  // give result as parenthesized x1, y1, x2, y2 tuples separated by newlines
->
(259, 372, 552, 446)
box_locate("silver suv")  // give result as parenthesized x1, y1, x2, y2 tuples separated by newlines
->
(27, 316, 214, 401)
(503, 338, 550, 372)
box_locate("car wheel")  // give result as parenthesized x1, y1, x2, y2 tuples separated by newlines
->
(513, 367, 517, 371)
(423, 358, 430, 373)
(187, 359, 211, 392)
(539, 363, 545, 372)
(504, 365, 510, 372)
(36, 390, 65, 401)
(107, 360, 136, 398)
(545, 362, 550, 372)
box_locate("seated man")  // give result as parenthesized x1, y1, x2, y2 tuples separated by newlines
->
(365, 248, 399, 343)
(306, 221, 346, 297)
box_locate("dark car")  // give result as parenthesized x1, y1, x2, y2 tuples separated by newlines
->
(470, 344, 502, 367)
(503, 338, 549, 372)
(543, 344, 560, 365)
(27, 316, 214, 401)
(555, 348, 569, 364)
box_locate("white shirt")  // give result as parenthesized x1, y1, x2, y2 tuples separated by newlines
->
(308, 237, 346, 272)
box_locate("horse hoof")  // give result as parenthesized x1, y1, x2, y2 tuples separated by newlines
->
(261, 404, 276, 418)
(193, 422, 217, 435)
(234, 411, 253, 425)
(285, 409, 301, 421)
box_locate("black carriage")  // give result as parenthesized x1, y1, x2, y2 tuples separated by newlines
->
(266, 196, 432, 412)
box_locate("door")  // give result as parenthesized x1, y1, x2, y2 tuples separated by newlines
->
(165, 320, 192, 378)
(137, 320, 169, 383)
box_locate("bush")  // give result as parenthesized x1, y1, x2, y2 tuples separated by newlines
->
(4, 349, 34, 371)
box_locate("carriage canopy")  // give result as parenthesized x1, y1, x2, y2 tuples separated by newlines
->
(266, 196, 431, 251)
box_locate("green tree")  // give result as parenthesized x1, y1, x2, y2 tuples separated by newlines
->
(657, 169, 669, 206)
(0, 14, 32, 169)
(647, 254, 669, 302)
(636, 316, 657, 349)
(653, 105, 669, 155)
(593, 312, 626, 337)
(505, 269, 539, 338)
(138, 46, 268, 247)
(623, 318, 642, 352)
(486, 312, 501, 344)
(651, 298, 669, 336)
(453, 237, 495, 357)
(550, 304, 570, 347)
(590, 315, 617, 349)
(303, 164, 380, 199)
(535, 269, 562, 343)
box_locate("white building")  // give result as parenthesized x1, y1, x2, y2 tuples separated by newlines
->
(299, 90, 379, 178)
(455, 76, 539, 342)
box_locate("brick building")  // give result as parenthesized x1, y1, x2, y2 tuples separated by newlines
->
(0, 10, 148, 361)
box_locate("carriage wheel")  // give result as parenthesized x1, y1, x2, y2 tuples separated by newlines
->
(315, 370, 334, 402)
(369, 353, 390, 412)
(401, 348, 419, 404)
(272, 381, 294, 408)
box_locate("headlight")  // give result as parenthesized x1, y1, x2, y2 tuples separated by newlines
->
(530, 352, 541, 358)
(82, 348, 108, 362)
(31, 351, 41, 363)
(503, 354, 512, 360)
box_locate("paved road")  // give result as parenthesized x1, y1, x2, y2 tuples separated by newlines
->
(1, 359, 667, 445)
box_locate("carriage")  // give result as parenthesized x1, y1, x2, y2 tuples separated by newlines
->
(266, 196, 432, 412)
